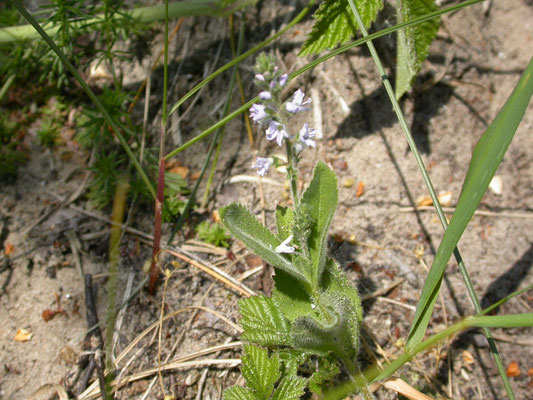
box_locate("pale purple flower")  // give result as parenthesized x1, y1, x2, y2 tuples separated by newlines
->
(265, 121, 289, 146)
(285, 89, 311, 113)
(259, 91, 272, 100)
(269, 73, 289, 89)
(299, 123, 316, 148)
(251, 157, 272, 176)
(275, 235, 295, 254)
(249, 104, 268, 123)
(255, 73, 265, 81)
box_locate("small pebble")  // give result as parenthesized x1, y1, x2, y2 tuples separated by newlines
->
(342, 177, 355, 188)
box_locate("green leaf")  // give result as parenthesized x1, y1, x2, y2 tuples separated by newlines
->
(395, 0, 440, 99)
(275, 205, 294, 240)
(407, 58, 533, 349)
(308, 356, 341, 395)
(220, 203, 312, 289)
(223, 386, 260, 400)
(300, 0, 383, 56)
(272, 376, 307, 400)
(240, 295, 292, 346)
(272, 269, 315, 322)
(470, 313, 533, 329)
(241, 345, 280, 399)
(300, 161, 338, 288)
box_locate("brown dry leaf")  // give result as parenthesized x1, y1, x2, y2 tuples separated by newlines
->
(356, 181, 365, 197)
(383, 378, 433, 400)
(528, 367, 533, 376)
(42, 309, 58, 322)
(462, 350, 475, 365)
(4, 242, 15, 256)
(169, 165, 189, 179)
(14, 328, 33, 342)
(212, 210, 221, 223)
(190, 170, 202, 180)
(506, 361, 521, 377)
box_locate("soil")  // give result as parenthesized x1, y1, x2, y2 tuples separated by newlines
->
(1, 1, 533, 399)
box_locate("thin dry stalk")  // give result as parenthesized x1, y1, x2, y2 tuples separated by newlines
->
(165, 247, 256, 297)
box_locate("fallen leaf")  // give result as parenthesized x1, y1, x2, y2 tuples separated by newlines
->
(168, 165, 189, 179)
(383, 378, 433, 400)
(506, 361, 521, 377)
(42, 309, 58, 322)
(4, 242, 15, 256)
(14, 328, 33, 342)
(527, 367, 533, 376)
(190, 171, 201, 180)
(356, 181, 365, 197)
(462, 350, 474, 365)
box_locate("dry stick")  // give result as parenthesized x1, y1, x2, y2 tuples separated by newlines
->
(83, 274, 107, 400)
(165, 246, 256, 297)
(80, 308, 241, 399)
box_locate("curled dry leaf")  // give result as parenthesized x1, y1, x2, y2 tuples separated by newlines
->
(462, 350, 474, 365)
(506, 361, 521, 377)
(14, 328, 33, 342)
(4, 242, 15, 256)
(356, 181, 365, 197)
(383, 378, 433, 400)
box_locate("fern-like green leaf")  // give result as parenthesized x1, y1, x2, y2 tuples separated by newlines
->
(220, 203, 312, 289)
(272, 376, 307, 400)
(240, 295, 292, 346)
(300, 0, 383, 56)
(395, 0, 440, 99)
(241, 345, 281, 399)
(308, 355, 340, 395)
(223, 386, 259, 400)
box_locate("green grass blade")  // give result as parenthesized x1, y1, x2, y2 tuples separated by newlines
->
(407, 57, 533, 348)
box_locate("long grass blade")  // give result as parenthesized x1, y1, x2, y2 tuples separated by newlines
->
(407, 58, 533, 348)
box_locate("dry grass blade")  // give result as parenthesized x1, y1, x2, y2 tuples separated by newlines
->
(80, 359, 241, 399)
(383, 378, 434, 400)
(165, 247, 256, 297)
(115, 306, 242, 366)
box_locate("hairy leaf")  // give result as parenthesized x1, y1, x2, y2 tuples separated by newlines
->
(272, 269, 314, 322)
(223, 386, 259, 400)
(220, 203, 312, 288)
(241, 345, 280, 399)
(300, 161, 338, 288)
(275, 205, 294, 239)
(240, 295, 292, 346)
(272, 376, 308, 400)
(395, 0, 440, 99)
(300, 0, 383, 56)
(308, 356, 341, 395)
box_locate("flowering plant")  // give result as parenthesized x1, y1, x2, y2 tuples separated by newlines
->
(220, 55, 368, 400)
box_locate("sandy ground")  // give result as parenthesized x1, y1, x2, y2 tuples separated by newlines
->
(1, 1, 533, 399)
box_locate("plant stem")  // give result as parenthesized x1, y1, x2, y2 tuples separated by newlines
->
(345, 1, 514, 397)
(286, 141, 300, 208)
(0, 0, 256, 43)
